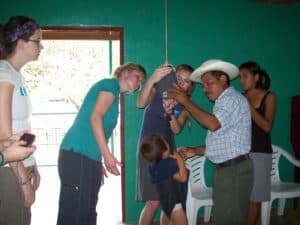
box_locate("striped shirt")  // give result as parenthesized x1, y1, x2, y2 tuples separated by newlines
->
(205, 87, 251, 163)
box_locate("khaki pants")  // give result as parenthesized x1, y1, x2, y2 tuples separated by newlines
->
(0, 166, 34, 225)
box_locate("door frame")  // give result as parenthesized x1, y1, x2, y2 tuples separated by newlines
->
(41, 26, 126, 222)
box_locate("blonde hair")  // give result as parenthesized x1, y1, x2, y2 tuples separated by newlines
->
(113, 62, 146, 80)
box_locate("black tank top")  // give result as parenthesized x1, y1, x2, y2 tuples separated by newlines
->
(251, 92, 273, 153)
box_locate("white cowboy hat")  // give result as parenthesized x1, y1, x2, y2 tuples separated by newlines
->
(190, 59, 239, 83)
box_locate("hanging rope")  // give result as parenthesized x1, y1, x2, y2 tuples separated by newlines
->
(164, 0, 169, 65)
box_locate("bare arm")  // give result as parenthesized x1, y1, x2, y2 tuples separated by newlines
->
(169, 110, 190, 134)
(1, 134, 35, 163)
(0, 82, 13, 139)
(136, 80, 156, 108)
(171, 152, 188, 183)
(178, 146, 206, 160)
(90, 91, 121, 175)
(168, 85, 221, 131)
(0, 82, 34, 208)
(250, 93, 276, 133)
(192, 146, 206, 155)
(184, 99, 220, 131)
(137, 66, 172, 108)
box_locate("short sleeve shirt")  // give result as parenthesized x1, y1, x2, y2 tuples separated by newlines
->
(148, 158, 179, 184)
(0, 60, 35, 167)
(60, 78, 120, 161)
(205, 87, 252, 163)
(148, 158, 187, 217)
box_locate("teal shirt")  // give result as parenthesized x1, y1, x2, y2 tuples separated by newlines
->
(60, 78, 120, 161)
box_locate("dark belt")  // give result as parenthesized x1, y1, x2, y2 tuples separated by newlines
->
(216, 154, 250, 169)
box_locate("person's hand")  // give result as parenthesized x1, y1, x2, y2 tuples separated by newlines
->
(0, 131, 26, 149)
(103, 152, 122, 176)
(2, 139, 36, 163)
(21, 183, 35, 208)
(101, 165, 108, 185)
(149, 66, 173, 84)
(167, 84, 189, 104)
(178, 147, 197, 160)
(162, 98, 177, 115)
(31, 165, 41, 191)
(169, 151, 182, 161)
(9, 131, 27, 141)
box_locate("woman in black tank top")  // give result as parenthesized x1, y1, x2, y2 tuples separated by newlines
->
(239, 61, 276, 225)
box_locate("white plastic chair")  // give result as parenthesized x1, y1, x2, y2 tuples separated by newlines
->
(185, 155, 213, 225)
(261, 144, 300, 225)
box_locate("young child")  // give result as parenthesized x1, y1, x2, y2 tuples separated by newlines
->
(139, 134, 188, 225)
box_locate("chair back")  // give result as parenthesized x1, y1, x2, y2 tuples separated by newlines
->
(262, 144, 300, 225)
(271, 145, 281, 183)
(185, 155, 207, 195)
(271, 144, 300, 183)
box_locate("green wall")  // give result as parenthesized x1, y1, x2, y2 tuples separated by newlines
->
(1, 0, 299, 223)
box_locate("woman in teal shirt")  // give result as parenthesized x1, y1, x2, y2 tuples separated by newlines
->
(57, 63, 146, 225)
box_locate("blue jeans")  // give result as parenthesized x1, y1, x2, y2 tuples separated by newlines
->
(56, 150, 102, 225)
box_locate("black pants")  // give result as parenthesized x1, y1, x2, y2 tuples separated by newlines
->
(56, 150, 102, 225)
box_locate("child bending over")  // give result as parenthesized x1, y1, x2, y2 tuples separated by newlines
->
(139, 134, 188, 225)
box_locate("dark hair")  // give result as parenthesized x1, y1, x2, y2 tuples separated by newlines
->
(176, 64, 194, 74)
(208, 70, 230, 85)
(239, 61, 270, 90)
(139, 134, 169, 165)
(176, 64, 195, 96)
(0, 16, 39, 56)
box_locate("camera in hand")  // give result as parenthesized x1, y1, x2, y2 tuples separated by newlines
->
(20, 133, 35, 147)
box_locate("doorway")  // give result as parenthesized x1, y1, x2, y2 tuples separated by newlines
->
(22, 27, 125, 224)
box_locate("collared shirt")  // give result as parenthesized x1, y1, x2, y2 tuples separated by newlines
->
(205, 87, 251, 163)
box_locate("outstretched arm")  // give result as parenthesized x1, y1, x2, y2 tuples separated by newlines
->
(137, 66, 172, 108)
(178, 146, 206, 160)
(167, 85, 221, 131)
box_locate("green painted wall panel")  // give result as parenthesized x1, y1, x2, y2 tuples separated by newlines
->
(1, 0, 299, 223)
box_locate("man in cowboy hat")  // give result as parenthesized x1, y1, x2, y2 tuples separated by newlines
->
(168, 59, 253, 225)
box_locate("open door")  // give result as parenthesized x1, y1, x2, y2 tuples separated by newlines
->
(24, 26, 126, 224)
